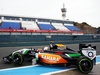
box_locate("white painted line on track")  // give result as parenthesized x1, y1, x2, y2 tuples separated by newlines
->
(0, 65, 39, 71)
(41, 68, 76, 75)
(96, 62, 100, 65)
(96, 55, 100, 57)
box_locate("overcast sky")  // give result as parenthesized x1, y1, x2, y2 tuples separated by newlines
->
(0, 0, 100, 28)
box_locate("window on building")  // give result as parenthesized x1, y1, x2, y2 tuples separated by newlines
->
(22, 18, 35, 21)
(4, 16, 20, 20)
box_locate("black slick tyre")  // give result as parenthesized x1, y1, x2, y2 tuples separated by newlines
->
(77, 56, 93, 74)
(12, 52, 24, 66)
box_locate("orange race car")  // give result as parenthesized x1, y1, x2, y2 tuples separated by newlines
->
(3, 43, 96, 74)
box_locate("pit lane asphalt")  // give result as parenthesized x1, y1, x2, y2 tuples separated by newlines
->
(0, 42, 100, 69)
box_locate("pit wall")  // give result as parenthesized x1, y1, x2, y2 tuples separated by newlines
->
(0, 35, 100, 47)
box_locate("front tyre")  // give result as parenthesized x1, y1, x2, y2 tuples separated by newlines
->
(77, 56, 93, 74)
(12, 52, 24, 66)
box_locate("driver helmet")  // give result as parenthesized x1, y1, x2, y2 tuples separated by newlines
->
(44, 47, 49, 50)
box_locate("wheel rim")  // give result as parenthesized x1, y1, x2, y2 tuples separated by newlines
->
(13, 54, 22, 65)
(79, 59, 92, 73)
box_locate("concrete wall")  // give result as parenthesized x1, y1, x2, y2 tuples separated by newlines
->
(0, 35, 100, 47)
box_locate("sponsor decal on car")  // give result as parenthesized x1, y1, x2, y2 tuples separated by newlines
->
(88, 52, 94, 57)
(41, 55, 61, 62)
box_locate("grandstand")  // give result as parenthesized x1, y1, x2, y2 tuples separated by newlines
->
(64, 23, 80, 31)
(21, 21, 39, 30)
(38, 22, 55, 30)
(0, 15, 83, 35)
(51, 23, 69, 31)
(0, 15, 100, 47)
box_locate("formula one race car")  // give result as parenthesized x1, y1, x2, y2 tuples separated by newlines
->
(2, 43, 96, 74)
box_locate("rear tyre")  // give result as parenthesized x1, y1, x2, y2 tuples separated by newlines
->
(12, 52, 24, 66)
(77, 56, 93, 74)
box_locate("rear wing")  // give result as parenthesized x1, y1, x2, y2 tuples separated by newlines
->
(79, 44, 96, 65)
(79, 44, 96, 51)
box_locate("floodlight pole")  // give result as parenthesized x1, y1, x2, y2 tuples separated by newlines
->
(61, 3, 67, 20)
